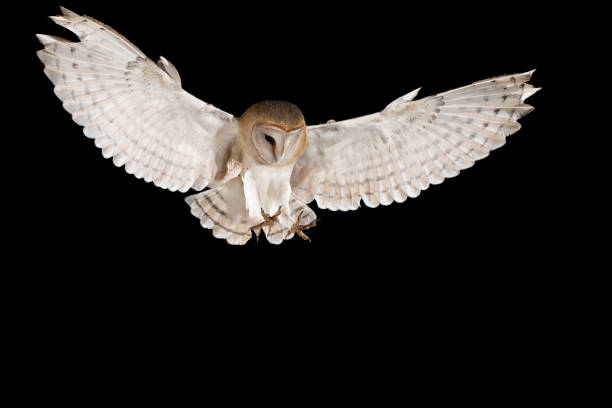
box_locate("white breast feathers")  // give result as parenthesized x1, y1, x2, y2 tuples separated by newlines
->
(242, 164, 294, 220)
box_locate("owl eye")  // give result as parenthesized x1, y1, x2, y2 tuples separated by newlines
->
(264, 135, 275, 145)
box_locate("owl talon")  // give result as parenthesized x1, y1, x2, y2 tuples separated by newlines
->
(250, 208, 281, 233)
(286, 212, 317, 242)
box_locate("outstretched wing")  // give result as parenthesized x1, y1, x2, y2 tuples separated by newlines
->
(36, 7, 237, 192)
(291, 71, 540, 211)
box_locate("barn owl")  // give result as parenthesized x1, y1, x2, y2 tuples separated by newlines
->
(37, 7, 540, 245)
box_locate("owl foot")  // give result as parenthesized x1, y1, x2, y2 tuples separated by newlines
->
(250, 208, 282, 233)
(286, 212, 317, 242)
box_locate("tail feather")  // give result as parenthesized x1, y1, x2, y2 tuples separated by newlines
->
(264, 195, 317, 245)
(185, 178, 253, 245)
(186, 180, 318, 245)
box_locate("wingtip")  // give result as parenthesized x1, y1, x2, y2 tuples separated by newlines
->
(35, 33, 71, 47)
(59, 6, 78, 17)
(49, 15, 68, 25)
(35, 48, 46, 61)
(521, 85, 542, 101)
(525, 69, 536, 79)
(405, 87, 421, 102)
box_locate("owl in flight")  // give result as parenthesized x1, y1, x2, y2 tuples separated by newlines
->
(37, 7, 540, 245)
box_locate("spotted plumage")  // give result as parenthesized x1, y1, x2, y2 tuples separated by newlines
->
(37, 7, 540, 245)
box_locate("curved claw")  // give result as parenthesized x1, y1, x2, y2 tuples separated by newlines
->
(286, 212, 317, 242)
(250, 208, 282, 233)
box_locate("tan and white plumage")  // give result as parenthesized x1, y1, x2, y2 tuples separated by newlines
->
(37, 7, 540, 245)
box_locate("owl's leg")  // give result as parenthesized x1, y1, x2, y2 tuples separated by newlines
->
(250, 208, 282, 233)
(286, 212, 317, 242)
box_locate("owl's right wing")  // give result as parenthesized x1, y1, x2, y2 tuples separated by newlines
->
(37, 7, 237, 192)
(291, 71, 540, 211)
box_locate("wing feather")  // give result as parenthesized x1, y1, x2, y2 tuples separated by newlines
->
(293, 71, 540, 210)
(37, 7, 238, 193)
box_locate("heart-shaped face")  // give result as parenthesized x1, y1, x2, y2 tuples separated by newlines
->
(251, 124, 306, 165)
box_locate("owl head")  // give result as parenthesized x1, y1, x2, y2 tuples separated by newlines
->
(239, 100, 308, 166)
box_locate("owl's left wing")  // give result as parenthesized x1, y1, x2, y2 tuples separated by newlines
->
(291, 71, 540, 211)
(37, 7, 237, 193)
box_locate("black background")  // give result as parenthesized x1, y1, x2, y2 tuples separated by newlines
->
(13, 1, 577, 374)
(3, 1, 595, 402)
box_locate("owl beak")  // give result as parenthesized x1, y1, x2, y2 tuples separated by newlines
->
(274, 135, 285, 161)
(281, 128, 303, 160)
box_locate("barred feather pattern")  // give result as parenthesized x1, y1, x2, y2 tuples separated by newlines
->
(185, 179, 317, 245)
(36, 7, 237, 193)
(291, 71, 540, 211)
(185, 178, 254, 245)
